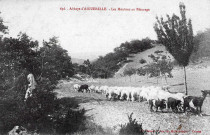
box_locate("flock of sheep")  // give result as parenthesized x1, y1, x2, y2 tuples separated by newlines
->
(73, 84, 209, 114)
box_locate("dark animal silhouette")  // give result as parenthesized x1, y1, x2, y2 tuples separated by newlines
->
(78, 84, 89, 93)
(167, 97, 182, 113)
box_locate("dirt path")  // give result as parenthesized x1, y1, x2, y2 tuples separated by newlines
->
(79, 100, 210, 135)
(55, 81, 210, 135)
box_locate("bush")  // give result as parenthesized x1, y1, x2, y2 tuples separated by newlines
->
(137, 67, 146, 76)
(139, 59, 147, 64)
(73, 120, 109, 135)
(53, 108, 86, 134)
(154, 50, 163, 54)
(0, 76, 87, 134)
(50, 97, 86, 134)
(119, 113, 144, 135)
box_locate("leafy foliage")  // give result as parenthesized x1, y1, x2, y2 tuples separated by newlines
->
(153, 3, 194, 94)
(139, 59, 147, 64)
(50, 98, 87, 134)
(137, 67, 146, 76)
(40, 37, 74, 83)
(0, 13, 8, 34)
(0, 33, 39, 91)
(137, 54, 173, 85)
(119, 113, 144, 135)
(123, 68, 136, 77)
(154, 3, 194, 67)
(0, 16, 84, 134)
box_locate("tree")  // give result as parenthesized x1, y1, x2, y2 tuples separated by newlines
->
(0, 33, 39, 91)
(0, 12, 8, 34)
(154, 3, 194, 95)
(83, 59, 92, 75)
(123, 68, 136, 82)
(40, 37, 74, 83)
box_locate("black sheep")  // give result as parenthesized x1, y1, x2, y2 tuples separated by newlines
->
(78, 84, 89, 93)
(167, 97, 182, 113)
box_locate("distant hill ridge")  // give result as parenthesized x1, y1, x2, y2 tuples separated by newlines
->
(71, 58, 85, 65)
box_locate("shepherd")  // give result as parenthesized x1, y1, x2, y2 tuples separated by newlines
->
(24, 69, 37, 102)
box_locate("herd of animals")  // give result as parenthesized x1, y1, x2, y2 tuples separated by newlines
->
(73, 84, 210, 114)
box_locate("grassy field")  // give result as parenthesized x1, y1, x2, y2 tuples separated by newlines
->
(55, 59, 210, 135)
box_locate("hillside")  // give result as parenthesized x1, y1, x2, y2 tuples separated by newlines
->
(114, 44, 174, 77)
(71, 58, 85, 65)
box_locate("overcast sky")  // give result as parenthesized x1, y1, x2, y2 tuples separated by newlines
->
(0, 0, 210, 60)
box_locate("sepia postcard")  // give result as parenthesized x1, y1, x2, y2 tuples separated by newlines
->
(0, 0, 210, 135)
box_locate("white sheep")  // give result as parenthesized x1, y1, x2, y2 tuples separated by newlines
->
(120, 87, 132, 101)
(139, 86, 153, 102)
(73, 84, 80, 92)
(95, 86, 100, 93)
(89, 85, 95, 93)
(107, 86, 117, 100)
(131, 87, 142, 102)
(100, 85, 109, 94)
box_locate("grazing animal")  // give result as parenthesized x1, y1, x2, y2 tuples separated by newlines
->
(100, 85, 109, 94)
(167, 97, 182, 113)
(119, 89, 128, 101)
(149, 99, 166, 112)
(131, 87, 141, 102)
(106, 87, 115, 100)
(73, 84, 80, 92)
(139, 86, 150, 102)
(114, 87, 122, 100)
(88, 85, 95, 93)
(120, 87, 132, 101)
(95, 86, 100, 93)
(78, 84, 89, 93)
(183, 90, 208, 113)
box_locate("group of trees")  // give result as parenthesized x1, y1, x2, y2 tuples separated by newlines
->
(0, 14, 85, 134)
(73, 59, 92, 76)
(0, 34, 74, 91)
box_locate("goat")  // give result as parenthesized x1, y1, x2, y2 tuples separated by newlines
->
(183, 90, 208, 114)
(149, 99, 166, 112)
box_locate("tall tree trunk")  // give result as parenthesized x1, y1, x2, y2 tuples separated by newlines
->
(161, 76, 164, 86)
(183, 66, 188, 95)
(164, 74, 168, 84)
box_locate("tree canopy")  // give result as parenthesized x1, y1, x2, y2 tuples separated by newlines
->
(154, 3, 194, 67)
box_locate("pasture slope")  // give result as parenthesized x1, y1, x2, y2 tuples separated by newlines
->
(55, 59, 210, 135)
(114, 44, 174, 77)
